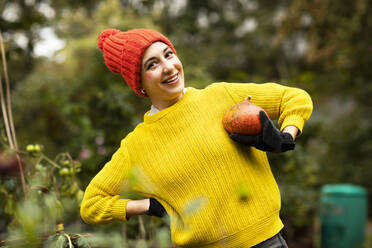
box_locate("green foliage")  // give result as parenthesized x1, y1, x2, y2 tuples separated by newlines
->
(0, 142, 173, 247)
(236, 183, 250, 202)
(182, 196, 208, 218)
(0, 143, 83, 244)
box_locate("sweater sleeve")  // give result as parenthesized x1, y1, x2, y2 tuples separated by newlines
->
(221, 82, 313, 134)
(80, 138, 132, 224)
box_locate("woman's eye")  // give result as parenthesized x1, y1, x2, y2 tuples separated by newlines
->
(165, 51, 173, 57)
(147, 62, 156, 70)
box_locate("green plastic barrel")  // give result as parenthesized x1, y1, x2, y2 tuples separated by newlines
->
(320, 184, 368, 248)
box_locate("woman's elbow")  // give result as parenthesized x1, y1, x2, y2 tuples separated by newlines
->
(80, 198, 95, 224)
(80, 193, 104, 225)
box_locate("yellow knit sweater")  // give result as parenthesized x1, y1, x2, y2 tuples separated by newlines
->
(80, 82, 313, 247)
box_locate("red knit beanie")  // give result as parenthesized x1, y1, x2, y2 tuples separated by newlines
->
(98, 28, 177, 97)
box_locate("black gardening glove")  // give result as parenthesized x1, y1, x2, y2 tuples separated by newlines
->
(147, 198, 167, 217)
(229, 111, 295, 153)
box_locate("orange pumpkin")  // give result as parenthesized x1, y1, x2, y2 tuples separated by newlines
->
(222, 95, 267, 135)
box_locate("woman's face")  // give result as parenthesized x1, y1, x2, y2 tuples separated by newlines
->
(141, 41, 185, 110)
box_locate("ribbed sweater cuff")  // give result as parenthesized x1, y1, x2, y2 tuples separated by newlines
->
(280, 115, 305, 135)
(112, 199, 130, 222)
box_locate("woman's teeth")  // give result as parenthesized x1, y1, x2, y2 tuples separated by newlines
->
(163, 74, 178, 84)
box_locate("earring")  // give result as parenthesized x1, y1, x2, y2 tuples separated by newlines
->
(140, 88, 146, 95)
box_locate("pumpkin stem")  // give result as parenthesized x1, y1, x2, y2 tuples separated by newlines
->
(244, 95, 252, 102)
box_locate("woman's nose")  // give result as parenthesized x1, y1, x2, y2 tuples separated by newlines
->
(162, 59, 174, 74)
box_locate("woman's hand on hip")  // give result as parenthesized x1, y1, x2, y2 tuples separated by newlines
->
(126, 198, 167, 219)
(147, 198, 167, 217)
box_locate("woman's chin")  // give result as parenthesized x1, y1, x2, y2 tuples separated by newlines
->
(164, 86, 185, 101)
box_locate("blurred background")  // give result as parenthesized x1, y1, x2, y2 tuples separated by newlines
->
(0, 0, 371, 247)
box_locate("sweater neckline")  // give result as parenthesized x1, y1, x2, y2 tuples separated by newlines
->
(144, 87, 194, 123)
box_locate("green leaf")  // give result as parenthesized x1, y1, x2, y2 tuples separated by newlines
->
(55, 234, 67, 248)
(4, 197, 15, 216)
(76, 235, 92, 248)
(236, 183, 249, 202)
(45, 234, 59, 248)
(182, 196, 208, 218)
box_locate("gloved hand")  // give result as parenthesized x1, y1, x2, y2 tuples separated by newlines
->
(147, 198, 167, 217)
(229, 111, 295, 153)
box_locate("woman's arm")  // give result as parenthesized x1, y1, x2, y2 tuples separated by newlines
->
(80, 140, 133, 224)
(222, 82, 313, 133)
(80, 136, 166, 223)
(224, 82, 312, 152)
(282, 125, 299, 140)
(126, 198, 167, 219)
(126, 199, 150, 218)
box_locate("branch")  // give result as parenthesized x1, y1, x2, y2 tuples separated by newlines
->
(0, 32, 26, 195)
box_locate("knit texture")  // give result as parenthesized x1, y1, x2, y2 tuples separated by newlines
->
(80, 82, 313, 247)
(98, 28, 177, 97)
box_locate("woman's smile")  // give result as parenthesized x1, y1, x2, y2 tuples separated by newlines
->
(162, 73, 179, 85)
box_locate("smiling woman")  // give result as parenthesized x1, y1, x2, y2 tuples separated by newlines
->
(141, 41, 185, 110)
(80, 28, 313, 248)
